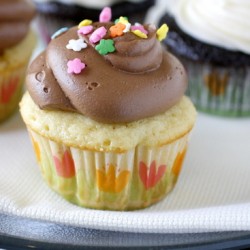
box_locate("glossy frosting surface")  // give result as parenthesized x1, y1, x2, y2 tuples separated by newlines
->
(0, 0, 36, 51)
(169, 0, 250, 54)
(27, 21, 187, 123)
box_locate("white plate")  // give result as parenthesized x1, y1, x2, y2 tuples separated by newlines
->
(0, 112, 250, 233)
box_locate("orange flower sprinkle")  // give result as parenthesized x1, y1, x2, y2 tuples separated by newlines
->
(109, 23, 126, 38)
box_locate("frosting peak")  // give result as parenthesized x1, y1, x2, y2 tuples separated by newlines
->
(76, 21, 162, 73)
(107, 26, 163, 73)
(0, 0, 36, 51)
(26, 12, 187, 123)
(169, 0, 250, 54)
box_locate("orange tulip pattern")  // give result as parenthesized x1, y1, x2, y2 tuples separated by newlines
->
(31, 136, 41, 162)
(172, 147, 187, 177)
(204, 71, 229, 96)
(0, 76, 19, 104)
(96, 164, 130, 193)
(139, 161, 167, 190)
(53, 150, 76, 178)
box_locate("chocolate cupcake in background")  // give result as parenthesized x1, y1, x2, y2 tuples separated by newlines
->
(0, 0, 36, 122)
(156, 0, 250, 117)
(34, 0, 155, 44)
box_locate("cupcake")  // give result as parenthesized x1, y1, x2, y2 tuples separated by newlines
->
(0, 0, 36, 122)
(34, 0, 155, 44)
(158, 0, 250, 117)
(20, 8, 196, 210)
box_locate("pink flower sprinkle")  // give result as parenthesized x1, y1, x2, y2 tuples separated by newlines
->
(67, 58, 86, 74)
(78, 25, 93, 35)
(99, 7, 112, 22)
(131, 25, 148, 35)
(89, 26, 107, 44)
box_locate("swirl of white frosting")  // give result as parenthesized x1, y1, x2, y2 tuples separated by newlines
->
(170, 0, 250, 54)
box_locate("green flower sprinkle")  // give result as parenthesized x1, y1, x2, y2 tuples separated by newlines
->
(95, 39, 116, 55)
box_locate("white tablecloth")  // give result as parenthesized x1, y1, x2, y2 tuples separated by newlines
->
(0, 112, 250, 233)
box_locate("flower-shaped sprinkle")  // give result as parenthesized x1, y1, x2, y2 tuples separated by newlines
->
(99, 7, 112, 22)
(78, 25, 93, 35)
(131, 24, 148, 34)
(78, 19, 92, 28)
(134, 22, 141, 26)
(132, 30, 147, 39)
(109, 23, 126, 38)
(89, 26, 107, 44)
(66, 38, 87, 51)
(95, 39, 115, 55)
(156, 23, 169, 41)
(67, 58, 86, 74)
(123, 22, 131, 33)
(115, 16, 128, 25)
(51, 27, 68, 39)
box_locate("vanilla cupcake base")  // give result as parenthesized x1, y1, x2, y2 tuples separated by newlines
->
(20, 93, 196, 210)
(0, 30, 36, 122)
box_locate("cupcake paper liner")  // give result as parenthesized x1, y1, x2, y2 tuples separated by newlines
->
(183, 57, 250, 117)
(28, 128, 189, 211)
(0, 63, 28, 122)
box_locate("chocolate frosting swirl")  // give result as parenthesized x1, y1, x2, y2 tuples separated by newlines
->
(0, 0, 36, 51)
(27, 23, 187, 123)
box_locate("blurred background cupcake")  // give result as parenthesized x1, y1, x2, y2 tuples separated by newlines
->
(34, 0, 155, 44)
(148, 0, 250, 117)
(0, 0, 36, 122)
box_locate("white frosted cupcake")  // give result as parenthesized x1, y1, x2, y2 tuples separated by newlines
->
(20, 8, 196, 210)
(158, 0, 250, 117)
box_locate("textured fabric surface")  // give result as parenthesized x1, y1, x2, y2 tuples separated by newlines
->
(0, 112, 250, 233)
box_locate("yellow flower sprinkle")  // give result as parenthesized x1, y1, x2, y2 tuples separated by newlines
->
(132, 30, 147, 39)
(118, 16, 129, 24)
(156, 23, 169, 41)
(78, 19, 93, 28)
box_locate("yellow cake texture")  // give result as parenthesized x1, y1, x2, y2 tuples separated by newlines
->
(20, 92, 196, 152)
